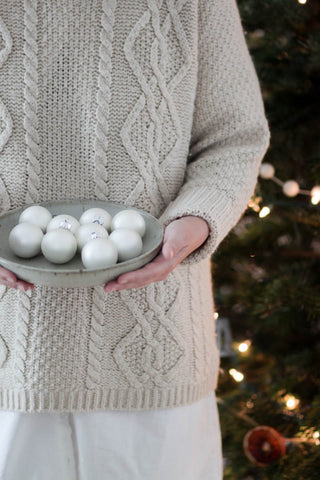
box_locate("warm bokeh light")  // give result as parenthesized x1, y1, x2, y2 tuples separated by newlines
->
(259, 206, 271, 218)
(298, 0, 307, 4)
(238, 340, 251, 352)
(284, 394, 300, 410)
(229, 368, 244, 382)
(311, 186, 320, 205)
(313, 431, 320, 446)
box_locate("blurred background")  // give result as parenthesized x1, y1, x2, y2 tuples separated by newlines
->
(213, 0, 320, 478)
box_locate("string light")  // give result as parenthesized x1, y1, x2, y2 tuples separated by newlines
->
(313, 431, 320, 446)
(229, 368, 244, 382)
(284, 394, 300, 410)
(311, 186, 320, 205)
(258, 162, 320, 204)
(259, 206, 271, 218)
(238, 340, 251, 353)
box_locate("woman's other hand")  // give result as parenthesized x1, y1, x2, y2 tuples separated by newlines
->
(104, 215, 210, 293)
(0, 266, 34, 292)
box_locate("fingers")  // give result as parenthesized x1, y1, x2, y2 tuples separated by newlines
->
(0, 268, 34, 291)
(104, 242, 188, 293)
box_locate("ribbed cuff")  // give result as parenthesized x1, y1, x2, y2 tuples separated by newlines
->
(157, 185, 234, 266)
(0, 374, 219, 413)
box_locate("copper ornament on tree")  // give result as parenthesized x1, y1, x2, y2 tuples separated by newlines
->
(243, 426, 287, 466)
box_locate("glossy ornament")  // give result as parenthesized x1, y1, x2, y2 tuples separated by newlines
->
(75, 223, 109, 252)
(81, 238, 118, 269)
(79, 208, 112, 232)
(109, 228, 143, 262)
(41, 229, 77, 264)
(19, 205, 52, 232)
(111, 209, 146, 237)
(47, 214, 80, 234)
(9, 223, 43, 258)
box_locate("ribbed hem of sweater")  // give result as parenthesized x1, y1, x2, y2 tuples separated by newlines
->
(0, 375, 218, 413)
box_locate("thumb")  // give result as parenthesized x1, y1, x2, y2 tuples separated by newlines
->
(162, 241, 174, 260)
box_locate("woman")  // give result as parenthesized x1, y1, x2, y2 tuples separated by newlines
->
(0, 0, 270, 478)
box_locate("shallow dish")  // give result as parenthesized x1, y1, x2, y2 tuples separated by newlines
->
(0, 200, 164, 288)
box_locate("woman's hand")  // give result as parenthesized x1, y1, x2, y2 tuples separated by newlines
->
(104, 215, 210, 293)
(0, 266, 34, 291)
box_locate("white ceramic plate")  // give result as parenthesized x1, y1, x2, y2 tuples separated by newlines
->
(0, 200, 164, 288)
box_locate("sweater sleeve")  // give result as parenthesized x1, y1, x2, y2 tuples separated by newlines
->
(157, 0, 271, 266)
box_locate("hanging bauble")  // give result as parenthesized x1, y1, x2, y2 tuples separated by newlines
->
(259, 163, 275, 179)
(243, 426, 287, 466)
(282, 180, 300, 197)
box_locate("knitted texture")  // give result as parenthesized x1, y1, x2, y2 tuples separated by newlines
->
(0, 0, 270, 413)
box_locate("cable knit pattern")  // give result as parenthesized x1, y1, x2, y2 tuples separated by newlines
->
(0, 0, 270, 413)
(24, 0, 40, 204)
(0, 16, 13, 154)
(113, 274, 185, 389)
(86, 286, 106, 390)
(121, 0, 191, 214)
(14, 290, 32, 387)
(94, 0, 116, 201)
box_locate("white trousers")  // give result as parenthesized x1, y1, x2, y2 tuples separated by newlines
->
(0, 391, 223, 480)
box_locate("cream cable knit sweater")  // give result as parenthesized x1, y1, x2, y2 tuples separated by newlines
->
(0, 0, 270, 413)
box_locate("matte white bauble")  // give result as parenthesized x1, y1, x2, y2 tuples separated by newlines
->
(9, 223, 43, 258)
(79, 208, 112, 232)
(109, 228, 143, 262)
(47, 214, 80, 234)
(19, 205, 52, 232)
(283, 180, 300, 197)
(259, 163, 275, 179)
(81, 238, 118, 269)
(41, 229, 77, 264)
(75, 223, 109, 252)
(111, 209, 146, 237)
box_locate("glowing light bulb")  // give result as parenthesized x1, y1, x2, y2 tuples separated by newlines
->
(229, 368, 244, 382)
(284, 394, 300, 410)
(259, 206, 271, 218)
(311, 186, 320, 205)
(298, 0, 307, 4)
(239, 340, 251, 352)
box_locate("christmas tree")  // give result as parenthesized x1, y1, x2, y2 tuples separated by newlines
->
(213, 1, 320, 478)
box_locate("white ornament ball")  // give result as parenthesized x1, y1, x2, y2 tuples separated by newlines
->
(41, 229, 77, 264)
(259, 163, 275, 179)
(75, 223, 109, 252)
(9, 223, 43, 258)
(19, 205, 52, 232)
(81, 238, 118, 269)
(109, 228, 143, 262)
(111, 209, 146, 237)
(283, 180, 300, 197)
(47, 214, 80, 234)
(79, 208, 112, 232)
